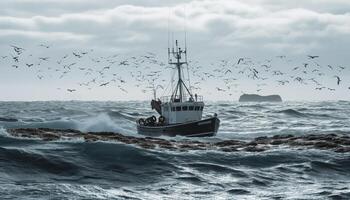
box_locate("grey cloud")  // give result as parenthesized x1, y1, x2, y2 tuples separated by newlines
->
(0, 0, 349, 100)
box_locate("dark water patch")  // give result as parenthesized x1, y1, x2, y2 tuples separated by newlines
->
(0, 147, 79, 176)
(317, 191, 332, 196)
(329, 193, 350, 200)
(321, 108, 340, 111)
(0, 117, 18, 122)
(276, 109, 306, 117)
(0, 134, 43, 147)
(21, 118, 45, 123)
(238, 104, 266, 109)
(217, 103, 232, 107)
(252, 178, 269, 187)
(225, 115, 239, 120)
(275, 164, 305, 175)
(226, 110, 246, 115)
(307, 113, 345, 120)
(333, 157, 350, 171)
(297, 108, 309, 111)
(186, 162, 248, 177)
(74, 142, 177, 185)
(176, 176, 203, 184)
(237, 153, 303, 168)
(227, 188, 250, 195)
(309, 160, 345, 174)
(273, 121, 287, 125)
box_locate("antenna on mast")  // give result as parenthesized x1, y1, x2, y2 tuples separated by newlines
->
(166, 6, 193, 103)
(184, 5, 188, 63)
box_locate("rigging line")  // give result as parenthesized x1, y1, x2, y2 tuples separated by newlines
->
(186, 62, 192, 94)
(183, 5, 191, 94)
(170, 66, 176, 97)
(184, 5, 187, 57)
(171, 8, 174, 51)
(167, 7, 170, 53)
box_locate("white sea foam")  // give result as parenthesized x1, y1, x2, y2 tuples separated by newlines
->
(76, 113, 134, 135)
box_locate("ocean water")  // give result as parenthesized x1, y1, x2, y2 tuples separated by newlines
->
(0, 101, 349, 199)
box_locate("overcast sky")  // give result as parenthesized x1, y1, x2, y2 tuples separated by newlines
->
(0, 0, 349, 101)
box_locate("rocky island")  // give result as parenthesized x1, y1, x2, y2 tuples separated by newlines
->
(239, 94, 282, 102)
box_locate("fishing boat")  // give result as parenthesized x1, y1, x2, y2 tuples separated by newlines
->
(136, 39, 220, 137)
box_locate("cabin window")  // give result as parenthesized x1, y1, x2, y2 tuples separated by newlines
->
(200, 106, 204, 111)
(189, 106, 194, 111)
(176, 106, 181, 111)
(171, 107, 175, 111)
(195, 106, 200, 111)
(182, 106, 188, 111)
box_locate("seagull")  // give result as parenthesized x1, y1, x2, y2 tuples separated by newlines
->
(10, 54, 19, 62)
(119, 61, 129, 66)
(67, 89, 76, 92)
(216, 87, 226, 92)
(224, 69, 232, 74)
(237, 58, 244, 64)
(26, 63, 34, 67)
(99, 82, 110, 87)
(334, 76, 341, 85)
(72, 52, 82, 58)
(308, 55, 319, 59)
(39, 57, 49, 61)
(315, 87, 326, 90)
(10, 45, 25, 55)
(338, 66, 345, 70)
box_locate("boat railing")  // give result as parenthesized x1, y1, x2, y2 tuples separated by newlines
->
(160, 95, 203, 103)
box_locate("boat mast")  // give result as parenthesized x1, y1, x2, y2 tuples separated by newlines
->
(168, 39, 191, 102)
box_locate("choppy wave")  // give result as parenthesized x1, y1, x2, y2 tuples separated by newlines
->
(0, 101, 349, 199)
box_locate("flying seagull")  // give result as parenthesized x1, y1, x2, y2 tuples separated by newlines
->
(67, 89, 76, 92)
(99, 82, 110, 87)
(308, 55, 319, 59)
(334, 76, 341, 85)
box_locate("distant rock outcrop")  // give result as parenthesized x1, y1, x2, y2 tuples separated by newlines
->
(239, 94, 282, 102)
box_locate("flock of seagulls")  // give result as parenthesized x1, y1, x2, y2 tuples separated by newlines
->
(186, 54, 347, 96)
(1, 44, 348, 97)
